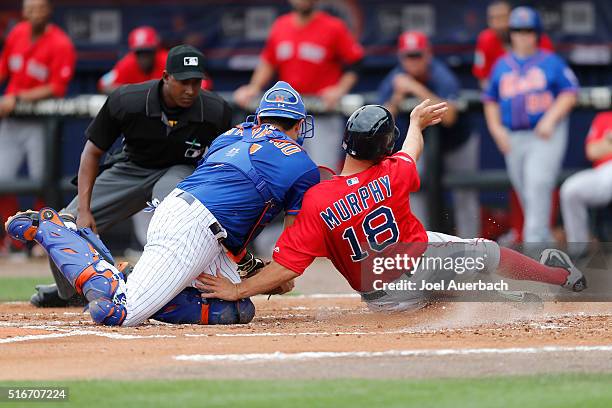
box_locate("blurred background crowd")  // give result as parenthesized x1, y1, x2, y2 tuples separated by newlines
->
(0, 0, 611, 260)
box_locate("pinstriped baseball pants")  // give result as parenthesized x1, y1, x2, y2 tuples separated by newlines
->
(122, 188, 240, 326)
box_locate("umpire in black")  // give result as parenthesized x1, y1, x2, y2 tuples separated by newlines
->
(32, 45, 232, 307)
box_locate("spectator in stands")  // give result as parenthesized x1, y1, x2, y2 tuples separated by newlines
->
(484, 6, 578, 243)
(561, 111, 612, 255)
(0, 0, 76, 255)
(98, 26, 213, 94)
(378, 31, 480, 238)
(473, 0, 554, 89)
(233, 0, 364, 173)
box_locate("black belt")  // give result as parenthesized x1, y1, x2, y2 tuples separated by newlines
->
(176, 190, 227, 242)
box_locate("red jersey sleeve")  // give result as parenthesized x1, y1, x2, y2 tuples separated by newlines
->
(260, 20, 280, 67)
(273, 189, 328, 275)
(49, 38, 76, 97)
(334, 20, 364, 65)
(472, 30, 503, 81)
(472, 31, 488, 80)
(585, 114, 605, 146)
(388, 152, 421, 192)
(539, 34, 554, 52)
(0, 26, 18, 83)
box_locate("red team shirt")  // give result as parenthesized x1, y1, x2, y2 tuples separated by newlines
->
(274, 152, 427, 292)
(0, 21, 75, 97)
(98, 49, 168, 91)
(261, 11, 364, 95)
(585, 111, 612, 168)
(98, 49, 213, 91)
(472, 28, 554, 80)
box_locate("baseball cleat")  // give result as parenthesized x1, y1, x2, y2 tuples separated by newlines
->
(540, 249, 587, 292)
(30, 284, 87, 308)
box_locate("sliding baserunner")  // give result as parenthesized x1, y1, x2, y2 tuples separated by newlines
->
(197, 100, 586, 309)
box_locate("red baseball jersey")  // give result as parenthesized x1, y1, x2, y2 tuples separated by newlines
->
(0, 21, 75, 97)
(261, 11, 364, 95)
(273, 152, 428, 292)
(472, 28, 554, 80)
(585, 111, 612, 168)
(98, 49, 168, 91)
(98, 49, 213, 91)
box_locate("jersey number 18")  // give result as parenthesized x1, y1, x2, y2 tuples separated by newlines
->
(341, 206, 399, 262)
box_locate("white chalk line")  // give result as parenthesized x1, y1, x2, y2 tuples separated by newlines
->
(174, 345, 612, 363)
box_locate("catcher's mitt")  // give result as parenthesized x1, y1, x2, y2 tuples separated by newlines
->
(237, 251, 269, 279)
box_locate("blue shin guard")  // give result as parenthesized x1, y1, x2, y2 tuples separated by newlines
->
(153, 287, 255, 325)
(6, 208, 127, 325)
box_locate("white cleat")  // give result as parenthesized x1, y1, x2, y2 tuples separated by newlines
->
(540, 249, 587, 292)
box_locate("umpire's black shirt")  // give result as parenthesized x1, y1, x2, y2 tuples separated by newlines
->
(86, 79, 232, 168)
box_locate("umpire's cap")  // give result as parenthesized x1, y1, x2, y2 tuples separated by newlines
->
(509, 6, 542, 33)
(166, 45, 206, 80)
(343, 105, 399, 162)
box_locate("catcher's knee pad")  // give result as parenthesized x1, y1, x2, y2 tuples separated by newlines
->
(206, 297, 255, 325)
(153, 288, 208, 324)
(88, 298, 127, 326)
(152, 288, 255, 325)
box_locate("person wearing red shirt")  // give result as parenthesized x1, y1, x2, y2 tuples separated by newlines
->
(98, 26, 213, 94)
(233, 0, 364, 174)
(561, 112, 612, 254)
(473, 1, 553, 89)
(196, 101, 586, 310)
(0, 0, 75, 255)
(98, 26, 168, 94)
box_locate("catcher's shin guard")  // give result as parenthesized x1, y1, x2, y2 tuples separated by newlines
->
(7, 208, 127, 325)
(153, 288, 255, 325)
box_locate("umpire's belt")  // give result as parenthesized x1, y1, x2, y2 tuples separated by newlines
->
(176, 190, 227, 243)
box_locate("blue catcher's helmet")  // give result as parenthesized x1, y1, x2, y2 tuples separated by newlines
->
(509, 6, 542, 34)
(255, 81, 314, 145)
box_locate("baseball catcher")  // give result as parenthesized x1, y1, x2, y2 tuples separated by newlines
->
(5, 81, 319, 326)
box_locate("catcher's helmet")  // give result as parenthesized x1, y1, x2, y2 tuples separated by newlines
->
(255, 81, 314, 145)
(343, 105, 400, 162)
(509, 6, 542, 33)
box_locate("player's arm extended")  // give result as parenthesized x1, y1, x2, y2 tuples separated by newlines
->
(197, 261, 299, 301)
(401, 99, 448, 161)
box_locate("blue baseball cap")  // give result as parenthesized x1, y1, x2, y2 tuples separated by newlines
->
(509, 6, 542, 33)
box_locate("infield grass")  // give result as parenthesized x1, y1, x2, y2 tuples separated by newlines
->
(1, 374, 611, 408)
(0, 277, 54, 302)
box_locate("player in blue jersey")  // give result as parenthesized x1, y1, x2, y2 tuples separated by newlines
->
(5, 81, 320, 326)
(483, 6, 578, 243)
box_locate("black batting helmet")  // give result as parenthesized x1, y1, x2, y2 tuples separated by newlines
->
(342, 105, 400, 162)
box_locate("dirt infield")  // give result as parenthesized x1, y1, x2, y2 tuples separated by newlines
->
(1, 298, 612, 381)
